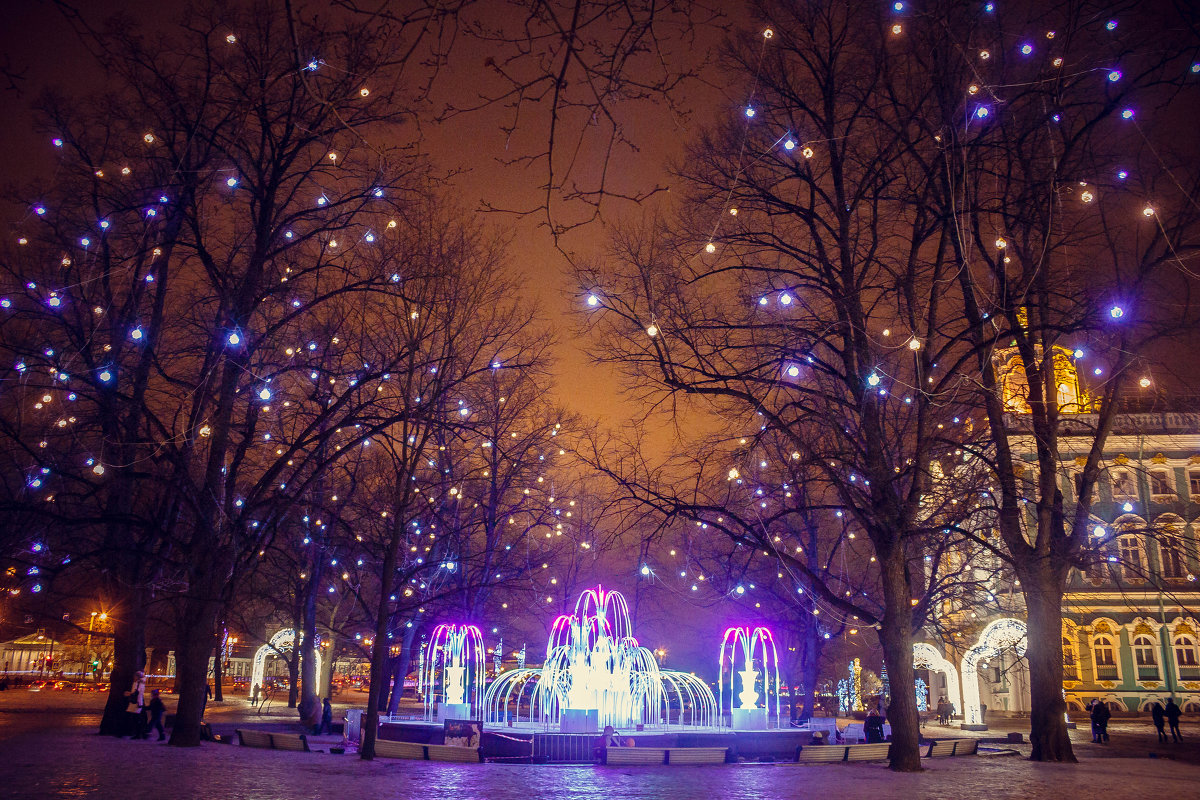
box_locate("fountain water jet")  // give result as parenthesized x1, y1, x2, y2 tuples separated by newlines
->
(419, 623, 486, 721)
(719, 626, 781, 729)
(483, 585, 717, 731)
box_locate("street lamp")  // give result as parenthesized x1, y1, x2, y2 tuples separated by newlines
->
(86, 612, 107, 680)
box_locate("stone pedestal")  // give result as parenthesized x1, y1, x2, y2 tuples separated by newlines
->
(437, 703, 472, 722)
(960, 723, 988, 731)
(732, 707, 768, 730)
(560, 708, 599, 733)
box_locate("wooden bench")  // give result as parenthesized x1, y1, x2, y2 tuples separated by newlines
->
(796, 745, 850, 763)
(374, 740, 427, 760)
(666, 747, 727, 765)
(605, 746, 728, 765)
(270, 732, 311, 752)
(606, 747, 667, 765)
(426, 743, 481, 762)
(925, 739, 977, 757)
(237, 729, 274, 748)
(844, 743, 892, 762)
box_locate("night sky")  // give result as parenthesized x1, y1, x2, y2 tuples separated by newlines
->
(0, 0, 724, 443)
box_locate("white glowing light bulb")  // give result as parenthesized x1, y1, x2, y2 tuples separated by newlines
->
(646, 323, 659, 337)
(705, 242, 716, 253)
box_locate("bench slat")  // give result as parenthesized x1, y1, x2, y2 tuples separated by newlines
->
(606, 748, 667, 765)
(844, 743, 891, 762)
(954, 739, 978, 755)
(374, 740, 427, 760)
(666, 747, 727, 765)
(236, 729, 274, 749)
(426, 743, 481, 762)
(270, 732, 311, 752)
(925, 740, 961, 757)
(796, 746, 849, 763)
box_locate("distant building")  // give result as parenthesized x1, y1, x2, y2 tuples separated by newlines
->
(922, 345, 1200, 721)
(0, 631, 61, 676)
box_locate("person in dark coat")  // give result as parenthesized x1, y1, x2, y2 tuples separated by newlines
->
(864, 708, 885, 743)
(1090, 699, 1111, 743)
(147, 689, 167, 741)
(1151, 702, 1168, 743)
(1165, 698, 1183, 742)
(319, 698, 333, 735)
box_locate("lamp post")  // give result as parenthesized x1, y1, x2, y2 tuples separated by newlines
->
(86, 612, 107, 681)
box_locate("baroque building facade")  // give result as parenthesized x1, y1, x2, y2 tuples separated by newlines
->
(920, 347, 1200, 722)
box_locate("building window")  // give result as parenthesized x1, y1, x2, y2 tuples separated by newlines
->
(1176, 636, 1200, 681)
(1118, 535, 1145, 581)
(1063, 635, 1079, 681)
(1160, 536, 1187, 580)
(1189, 471, 1200, 498)
(1133, 634, 1159, 681)
(1093, 635, 1119, 681)
(1150, 471, 1174, 498)
(1112, 470, 1136, 499)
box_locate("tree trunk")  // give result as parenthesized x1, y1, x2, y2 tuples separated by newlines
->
(168, 597, 220, 746)
(212, 629, 224, 702)
(879, 554, 922, 772)
(98, 599, 147, 736)
(387, 624, 417, 716)
(288, 651, 300, 708)
(800, 625, 822, 720)
(361, 522, 402, 760)
(300, 569, 320, 722)
(1021, 562, 1077, 762)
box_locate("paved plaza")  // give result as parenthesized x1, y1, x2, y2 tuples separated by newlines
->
(2, 693, 1198, 799)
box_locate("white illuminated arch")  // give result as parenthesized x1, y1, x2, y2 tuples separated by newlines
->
(250, 629, 321, 696)
(913, 642, 961, 717)
(961, 618, 1026, 726)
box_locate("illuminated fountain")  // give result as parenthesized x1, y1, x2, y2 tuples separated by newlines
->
(483, 585, 717, 732)
(718, 626, 781, 730)
(419, 623, 486, 721)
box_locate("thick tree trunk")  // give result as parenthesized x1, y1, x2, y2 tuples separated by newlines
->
(299, 571, 320, 723)
(1020, 562, 1076, 762)
(98, 598, 147, 736)
(879, 555, 922, 772)
(288, 653, 300, 708)
(168, 598, 221, 746)
(799, 622, 822, 720)
(361, 525, 402, 760)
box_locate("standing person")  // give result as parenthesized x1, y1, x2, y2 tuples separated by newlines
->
(127, 670, 148, 740)
(202, 682, 212, 721)
(864, 708, 885, 744)
(1151, 702, 1168, 743)
(147, 689, 167, 741)
(1165, 698, 1183, 743)
(1091, 699, 1111, 744)
(320, 698, 333, 735)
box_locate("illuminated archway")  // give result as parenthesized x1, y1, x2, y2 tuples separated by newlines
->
(961, 618, 1026, 727)
(250, 629, 320, 697)
(913, 642, 961, 717)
